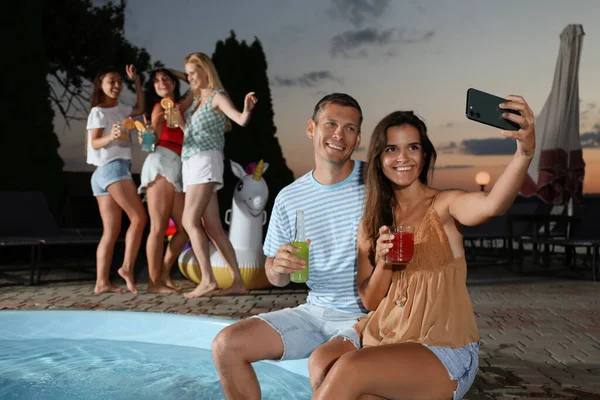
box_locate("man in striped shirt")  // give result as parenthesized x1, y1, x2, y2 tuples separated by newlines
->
(213, 93, 367, 398)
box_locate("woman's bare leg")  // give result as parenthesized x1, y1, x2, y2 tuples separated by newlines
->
(308, 337, 358, 390)
(202, 191, 247, 295)
(162, 191, 188, 290)
(106, 179, 147, 294)
(145, 175, 177, 294)
(311, 343, 457, 400)
(182, 182, 218, 298)
(95, 195, 125, 294)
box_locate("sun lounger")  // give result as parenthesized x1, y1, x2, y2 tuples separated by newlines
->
(0, 192, 106, 284)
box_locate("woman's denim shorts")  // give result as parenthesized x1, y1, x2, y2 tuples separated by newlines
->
(423, 341, 479, 400)
(91, 159, 132, 196)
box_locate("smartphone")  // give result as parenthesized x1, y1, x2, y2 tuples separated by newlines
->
(465, 88, 520, 131)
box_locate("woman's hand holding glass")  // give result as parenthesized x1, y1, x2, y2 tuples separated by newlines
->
(137, 129, 144, 145)
(375, 225, 394, 264)
(110, 123, 122, 141)
(163, 107, 184, 127)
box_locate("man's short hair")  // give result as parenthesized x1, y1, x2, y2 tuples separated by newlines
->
(311, 93, 363, 131)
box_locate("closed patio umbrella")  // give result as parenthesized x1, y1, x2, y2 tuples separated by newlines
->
(521, 24, 586, 205)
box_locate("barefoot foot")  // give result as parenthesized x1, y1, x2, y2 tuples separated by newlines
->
(147, 282, 177, 294)
(94, 283, 125, 295)
(118, 267, 138, 294)
(184, 282, 218, 299)
(213, 281, 248, 296)
(163, 277, 181, 292)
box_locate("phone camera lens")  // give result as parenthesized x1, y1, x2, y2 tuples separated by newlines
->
(469, 111, 474, 117)
(475, 112, 481, 118)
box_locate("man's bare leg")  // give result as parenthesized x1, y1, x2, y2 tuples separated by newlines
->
(212, 318, 284, 400)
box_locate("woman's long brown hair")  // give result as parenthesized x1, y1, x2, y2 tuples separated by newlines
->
(362, 111, 437, 264)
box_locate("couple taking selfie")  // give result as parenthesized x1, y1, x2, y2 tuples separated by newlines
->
(212, 91, 535, 400)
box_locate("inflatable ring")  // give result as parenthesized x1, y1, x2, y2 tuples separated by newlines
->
(178, 244, 272, 290)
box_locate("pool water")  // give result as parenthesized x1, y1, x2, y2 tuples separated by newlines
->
(0, 338, 312, 400)
(0, 311, 312, 400)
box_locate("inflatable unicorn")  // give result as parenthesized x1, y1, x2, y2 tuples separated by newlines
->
(179, 160, 272, 289)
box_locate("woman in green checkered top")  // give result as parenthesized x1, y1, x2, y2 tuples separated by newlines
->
(175, 52, 257, 298)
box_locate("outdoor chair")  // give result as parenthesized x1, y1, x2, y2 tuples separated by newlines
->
(463, 199, 550, 267)
(0, 191, 106, 285)
(523, 204, 600, 281)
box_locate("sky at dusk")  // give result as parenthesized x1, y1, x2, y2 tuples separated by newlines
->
(56, 0, 600, 193)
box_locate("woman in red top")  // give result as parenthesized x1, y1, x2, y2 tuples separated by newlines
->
(138, 68, 188, 293)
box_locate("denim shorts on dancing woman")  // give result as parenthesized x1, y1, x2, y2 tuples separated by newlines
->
(91, 159, 132, 196)
(423, 341, 479, 400)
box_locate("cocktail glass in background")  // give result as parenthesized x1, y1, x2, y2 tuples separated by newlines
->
(115, 123, 129, 141)
(141, 128, 155, 152)
(166, 103, 180, 128)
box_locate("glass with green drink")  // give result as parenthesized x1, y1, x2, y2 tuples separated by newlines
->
(290, 209, 309, 283)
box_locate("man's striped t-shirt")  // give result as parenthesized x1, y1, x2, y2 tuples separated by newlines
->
(263, 160, 367, 314)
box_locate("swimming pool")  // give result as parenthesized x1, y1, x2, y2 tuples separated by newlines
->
(0, 310, 311, 399)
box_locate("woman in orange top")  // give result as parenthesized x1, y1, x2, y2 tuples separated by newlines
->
(311, 95, 535, 400)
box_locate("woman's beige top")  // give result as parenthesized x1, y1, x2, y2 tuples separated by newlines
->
(354, 197, 480, 348)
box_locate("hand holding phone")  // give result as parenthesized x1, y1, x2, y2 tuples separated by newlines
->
(465, 88, 520, 131)
(466, 89, 536, 157)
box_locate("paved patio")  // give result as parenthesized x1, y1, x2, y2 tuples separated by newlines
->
(1, 263, 599, 399)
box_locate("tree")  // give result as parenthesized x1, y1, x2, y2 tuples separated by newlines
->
(1, 0, 65, 216)
(43, 0, 153, 124)
(1, 0, 155, 222)
(212, 32, 295, 233)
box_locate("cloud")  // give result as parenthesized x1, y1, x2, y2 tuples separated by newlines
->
(581, 132, 600, 148)
(450, 130, 600, 156)
(329, 0, 390, 27)
(330, 28, 434, 58)
(460, 138, 517, 155)
(438, 141, 458, 153)
(268, 25, 304, 45)
(581, 101, 597, 118)
(311, 90, 329, 98)
(435, 164, 473, 170)
(273, 71, 342, 88)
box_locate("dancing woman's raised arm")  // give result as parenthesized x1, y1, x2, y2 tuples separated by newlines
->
(126, 65, 144, 116)
(214, 92, 257, 127)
